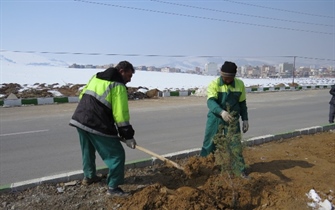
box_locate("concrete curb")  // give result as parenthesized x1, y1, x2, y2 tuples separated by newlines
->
(245, 84, 331, 93)
(1, 123, 334, 193)
(0, 96, 79, 107)
(0, 85, 331, 107)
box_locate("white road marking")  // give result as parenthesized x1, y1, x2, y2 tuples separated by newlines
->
(0, 129, 49, 137)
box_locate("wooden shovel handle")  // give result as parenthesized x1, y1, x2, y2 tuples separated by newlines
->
(136, 145, 184, 170)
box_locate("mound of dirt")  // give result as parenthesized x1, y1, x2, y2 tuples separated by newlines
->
(1, 132, 334, 210)
(0, 83, 160, 100)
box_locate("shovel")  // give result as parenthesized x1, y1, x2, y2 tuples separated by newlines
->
(135, 145, 185, 171)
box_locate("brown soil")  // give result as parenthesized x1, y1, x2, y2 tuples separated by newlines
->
(1, 131, 334, 210)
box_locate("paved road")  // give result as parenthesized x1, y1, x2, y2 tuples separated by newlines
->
(0, 89, 330, 185)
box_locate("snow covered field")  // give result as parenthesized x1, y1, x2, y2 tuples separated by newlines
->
(1, 51, 334, 90)
(1, 64, 334, 91)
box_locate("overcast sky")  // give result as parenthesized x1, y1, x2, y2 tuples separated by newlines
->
(1, 0, 334, 67)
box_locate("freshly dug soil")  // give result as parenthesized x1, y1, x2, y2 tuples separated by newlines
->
(1, 131, 334, 210)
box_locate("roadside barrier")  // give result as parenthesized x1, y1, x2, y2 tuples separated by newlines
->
(0, 85, 332, 107)
(245, 84, 331, 93)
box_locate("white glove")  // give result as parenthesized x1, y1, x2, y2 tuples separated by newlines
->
(220, 110, 233, 123)
(123, 138, 137, 149)
(242, 121, 249, 133)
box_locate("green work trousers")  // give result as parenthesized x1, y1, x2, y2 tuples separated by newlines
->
(200, 114, 246, 172)
(76, 128, 125, 188)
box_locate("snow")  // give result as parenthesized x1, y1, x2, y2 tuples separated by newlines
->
(306, 189, 333, 210)
(1, 63, 334, 91)
(1, 51, 334, 91)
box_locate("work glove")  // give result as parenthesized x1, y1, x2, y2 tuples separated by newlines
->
(220, 110, 233, 123)
(242, 121, 249, 133)
(122, 138, 137, 149)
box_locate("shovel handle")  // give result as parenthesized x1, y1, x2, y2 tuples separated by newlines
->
(136, 145, 184, 170)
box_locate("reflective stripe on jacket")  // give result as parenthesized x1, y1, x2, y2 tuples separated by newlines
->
(70, 74, 134, 139)
(207, 77, 248, 121)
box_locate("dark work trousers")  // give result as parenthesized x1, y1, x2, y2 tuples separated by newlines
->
(329, 104, 335, 123)
(200, 116, 246, 173)
(76, 128, 125, 188)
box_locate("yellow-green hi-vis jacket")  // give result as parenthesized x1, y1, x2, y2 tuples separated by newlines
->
(69, 68, 134, 140)
(200, 77, 248, 156)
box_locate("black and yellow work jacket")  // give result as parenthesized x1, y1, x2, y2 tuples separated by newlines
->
(330, 85, 335, 105)
(69, 68, 134, 140)
(207, 77, 248, 121)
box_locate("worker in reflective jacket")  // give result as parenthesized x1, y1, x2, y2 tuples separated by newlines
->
(69, 61, 136, 197)
(200, 61, 249, 177)
(329, 84, 335, 123)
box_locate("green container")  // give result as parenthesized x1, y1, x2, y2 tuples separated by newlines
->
(54, 97, 69, 103)
(274, 87, 280, 90)
(251, 88, 258, 91)
(285, 87, 290, 90)
(22, 98, 38, 105)
(0, 100, 3, 106)
(169, 91, 179, 96)
(263, 87, 269, 91)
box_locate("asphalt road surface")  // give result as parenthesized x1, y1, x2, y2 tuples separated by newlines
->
(0, 89, 331, 185)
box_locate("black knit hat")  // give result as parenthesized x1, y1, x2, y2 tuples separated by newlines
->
(220, 61, 237, 77)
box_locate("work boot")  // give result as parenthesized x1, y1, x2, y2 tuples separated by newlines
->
(82, 175, 102, 185)
(107, 187, 130, 197)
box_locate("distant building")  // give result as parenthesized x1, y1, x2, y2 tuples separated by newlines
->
(195, 67, 201, 74)
(161, 67, 181, 73)
(240, 66, 247, 77)
(85, 64, 95, 69)
(161, 67, 171, 73)
(297, 67, 311, 77)
(136, 66, 147, 71)
(65, 61, 334, 78)
(147, 66, 156, 71)
(100, 64, 115, 69)
(279, 62, 294, 78)
(241, 65, 255, 78)
(260, 65, 276, 78)
(204, 62, 218, 75)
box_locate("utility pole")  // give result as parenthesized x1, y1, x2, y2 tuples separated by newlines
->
(292, 56, 296, 85)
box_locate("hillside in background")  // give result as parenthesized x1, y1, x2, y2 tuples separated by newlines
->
(1, 51, 332, 71)
(1, 51, 69, 67)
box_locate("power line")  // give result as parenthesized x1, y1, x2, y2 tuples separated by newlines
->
(151, 0, 333, 27)
(74, 0, 333, 35)
(297, 56, 335, 62)
(2, 49, 335, 62)
(223, 0, 334, 19)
